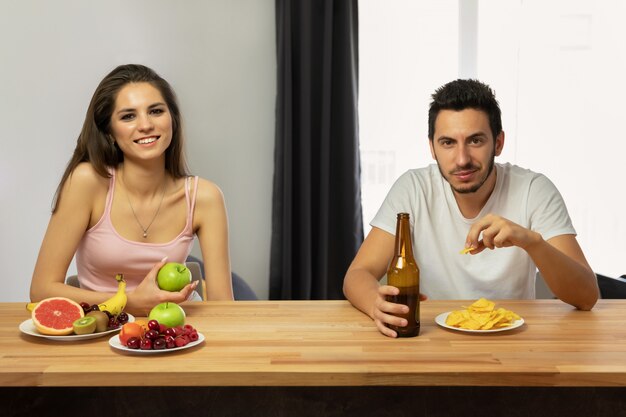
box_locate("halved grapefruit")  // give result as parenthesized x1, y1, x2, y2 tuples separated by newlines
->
(31, 297, 84, 335)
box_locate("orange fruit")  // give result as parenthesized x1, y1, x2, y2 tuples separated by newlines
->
(31, 297, 84, 336)
(133, 319, 150, 333)
(119, 322, 145, 346)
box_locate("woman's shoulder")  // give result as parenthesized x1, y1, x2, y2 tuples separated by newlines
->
(65, 162, 110, 193)
(190, 177, 227, 230)
(70, 162, 110, 182)
(193, 177, 225, 204)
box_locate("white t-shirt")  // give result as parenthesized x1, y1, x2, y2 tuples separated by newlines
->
(371, 163, 576, 300)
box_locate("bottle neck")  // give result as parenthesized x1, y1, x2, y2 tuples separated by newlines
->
(394, 216, 414, 259)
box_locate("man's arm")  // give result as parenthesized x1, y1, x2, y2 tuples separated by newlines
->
(526, 234, 598, 310)
(465, 214, 598, 310)
(343, 227, 414, 337)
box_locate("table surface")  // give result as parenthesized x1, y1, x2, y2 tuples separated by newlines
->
(2, 299, 626, 387)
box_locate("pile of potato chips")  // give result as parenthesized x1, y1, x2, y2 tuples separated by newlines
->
(445, 298, 521, 330)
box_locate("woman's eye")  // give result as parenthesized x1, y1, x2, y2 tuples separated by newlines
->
(120, 113, 135, 121)
(150, 108, 165, 115)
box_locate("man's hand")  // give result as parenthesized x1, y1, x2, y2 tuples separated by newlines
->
(372, 285, 428, 338)
(465, 213, 542, 254)
(465, 214, 598, 310)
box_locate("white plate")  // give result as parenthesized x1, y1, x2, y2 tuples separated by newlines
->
(108, 332, 205, 354)
(19, 314, 134, 341)
(435, 311, 524, 333)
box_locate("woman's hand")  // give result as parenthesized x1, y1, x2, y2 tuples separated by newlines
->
(126, 258, 199, 316)
(372, 285, 427, 338)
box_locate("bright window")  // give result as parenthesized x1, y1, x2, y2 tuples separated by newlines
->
(359, 0, 626, 278)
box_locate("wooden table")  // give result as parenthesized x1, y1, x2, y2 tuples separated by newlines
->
(2, 300, 626, 416)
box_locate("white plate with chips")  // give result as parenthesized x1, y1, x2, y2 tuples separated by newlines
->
(435, 311, 525, 333)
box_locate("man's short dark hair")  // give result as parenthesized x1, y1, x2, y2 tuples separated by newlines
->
(428, 79, 502, 141)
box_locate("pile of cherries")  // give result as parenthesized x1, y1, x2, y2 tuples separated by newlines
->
(79, 302, 129, 330)
(127, 320, 199, 350)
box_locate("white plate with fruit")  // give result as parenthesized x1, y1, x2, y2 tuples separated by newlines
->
(19, 313, 134, 341)
(21, 296, 133, 341)
(109, 320, 204, 354)
(108, 332, 204, 354)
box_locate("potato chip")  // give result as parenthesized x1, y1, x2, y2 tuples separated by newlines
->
(459, 247, 475, 255)
(445, 298, 521, 330)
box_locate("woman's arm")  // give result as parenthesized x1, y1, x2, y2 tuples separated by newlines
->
(193, 178, 234, 300)
(30, 163, 111, 304)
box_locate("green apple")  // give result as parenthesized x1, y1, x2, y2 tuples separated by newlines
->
(157, 262, 192, 292)
(148, 302, 186, 328)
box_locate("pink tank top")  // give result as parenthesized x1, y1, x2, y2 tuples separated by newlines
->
(76, 169, 198, 292)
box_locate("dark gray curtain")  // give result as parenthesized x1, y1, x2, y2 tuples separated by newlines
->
(270, 0, 363, 300)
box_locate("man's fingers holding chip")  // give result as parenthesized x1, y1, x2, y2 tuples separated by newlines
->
(466, 214, 538, 252)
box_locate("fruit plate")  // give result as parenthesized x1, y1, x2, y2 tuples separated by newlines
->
(435, 311, 525, 333)
(108, 332, 205, 354)
(19, 314, 135, 341)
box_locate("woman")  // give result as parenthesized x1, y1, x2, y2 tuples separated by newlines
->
(30, 64, 233, 315)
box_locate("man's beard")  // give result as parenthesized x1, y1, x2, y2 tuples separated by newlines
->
(436, 150, 496, 194)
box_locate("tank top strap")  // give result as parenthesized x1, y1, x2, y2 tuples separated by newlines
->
(105, 167, 117, 216)
(184, 176, 200, 228)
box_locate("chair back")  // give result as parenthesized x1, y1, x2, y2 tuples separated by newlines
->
(66, 259, 256, 301)
(185, 261, 207, 300)
(597, 274, 626, 299)
(66, 275, 80, 288)
(186, 255, 257, 300)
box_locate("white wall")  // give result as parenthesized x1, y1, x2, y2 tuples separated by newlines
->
(0, 0, 276, 301)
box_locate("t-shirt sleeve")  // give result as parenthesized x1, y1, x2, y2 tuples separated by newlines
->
(527, 174, 576, 241)
(370, 171, 418, 235)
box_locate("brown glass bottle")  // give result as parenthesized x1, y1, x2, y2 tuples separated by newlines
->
(386, 213, 420, 337)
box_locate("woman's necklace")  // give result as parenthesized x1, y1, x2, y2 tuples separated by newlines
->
(121, 174, 167, 238)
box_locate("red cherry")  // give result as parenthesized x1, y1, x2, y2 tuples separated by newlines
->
(126, 337, 141, 349)
(145, 329, 160, 340)
(140, 338, 153, 350)
(153, 338, 166, 350)
(165, 335, 176, 349)
(148, 320, 160, 331)
(117, 312, 129, 324)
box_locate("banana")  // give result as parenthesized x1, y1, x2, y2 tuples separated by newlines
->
(98, 274, 127, 315)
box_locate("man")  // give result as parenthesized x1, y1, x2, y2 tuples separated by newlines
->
(343, 79, 598, 338)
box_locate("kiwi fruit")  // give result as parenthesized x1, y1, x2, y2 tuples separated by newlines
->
(86, 310, 109, 333)
(73, 316, 97, 335)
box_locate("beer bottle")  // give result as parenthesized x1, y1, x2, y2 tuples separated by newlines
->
(386, 212, 420, 337)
